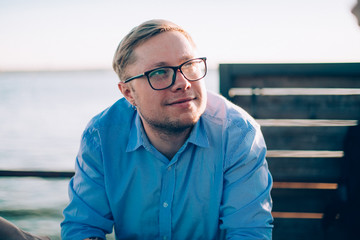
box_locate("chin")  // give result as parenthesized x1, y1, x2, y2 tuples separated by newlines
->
(161, 112, 203, 133)
(178, 109, 204, 125)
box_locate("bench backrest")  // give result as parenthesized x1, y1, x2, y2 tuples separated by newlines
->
(219, 63, 360, 240)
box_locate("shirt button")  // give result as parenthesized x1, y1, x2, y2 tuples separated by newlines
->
(167, 166, 172, 171)
(163, 236, 168, 240)
(163, 202, 168, 208)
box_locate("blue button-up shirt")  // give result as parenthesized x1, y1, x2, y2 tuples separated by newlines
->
(61, 92, 273, 240)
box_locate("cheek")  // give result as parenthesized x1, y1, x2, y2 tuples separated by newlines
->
(135, 91, 162, 113)
(132, 82, 157, 106)
(195, 81, 207, 100)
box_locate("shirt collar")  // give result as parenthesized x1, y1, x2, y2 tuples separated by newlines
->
(126, 112, 146, 152)
(126, 112, 209, 153)
(186, 117, 209, 148)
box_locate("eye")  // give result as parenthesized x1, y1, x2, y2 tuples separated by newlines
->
(149, 68, 169, 77)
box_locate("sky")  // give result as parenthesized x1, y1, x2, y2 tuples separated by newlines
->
(0, 0, 359, 71)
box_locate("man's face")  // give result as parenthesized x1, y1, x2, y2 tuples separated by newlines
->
(119, 31, 207, 134)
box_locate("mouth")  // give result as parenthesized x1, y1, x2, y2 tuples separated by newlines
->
(166, 97, 196, 106)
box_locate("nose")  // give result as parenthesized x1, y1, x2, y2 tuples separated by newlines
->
(170, 69, 191, 91)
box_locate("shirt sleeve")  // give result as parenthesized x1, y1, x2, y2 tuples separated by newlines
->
(61, 127, 114, 240)
(220, 120, 273, 239)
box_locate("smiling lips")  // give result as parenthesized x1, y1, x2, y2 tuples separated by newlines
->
(166, 97, 196, 106)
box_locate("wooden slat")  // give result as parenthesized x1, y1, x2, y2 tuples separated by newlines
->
(266, 150, 343, 158)
(229, 88, 360, 97)
(232, 95, 360, 119)
(273, 182, 338, 189)
(271, 188, 337, 213)
(0, 170, 74, 178)
(273, 212, 323, 219)
(262, 126, 349, 150)
(268, 157, 342, 183)
(257, 119, 358, 127)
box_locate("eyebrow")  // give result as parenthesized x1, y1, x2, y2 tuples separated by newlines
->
(146, 55, 196, 70)
(150, 62, 168, 69)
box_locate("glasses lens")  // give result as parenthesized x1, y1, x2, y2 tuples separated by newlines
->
(181, 59, 206, 81)
(147, 58, 207, 90)
(148, 68, 174, 90)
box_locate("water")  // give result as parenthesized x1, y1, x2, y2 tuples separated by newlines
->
(0, 69, 219, 239)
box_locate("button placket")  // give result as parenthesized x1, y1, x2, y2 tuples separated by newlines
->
(159, 163, 176, 240)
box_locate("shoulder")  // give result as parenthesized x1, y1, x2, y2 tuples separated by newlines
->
(203, 91, 259, 131)
(84, 97, 135, 134)
(202, 92, 266, 169)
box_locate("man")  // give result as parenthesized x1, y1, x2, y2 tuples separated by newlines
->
(61, 19, 273, 240)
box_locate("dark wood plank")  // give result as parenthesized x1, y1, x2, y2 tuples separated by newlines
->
(232, 76, 360, 88)
(0, 170, 74, 178)
(273, 218, 325, 240)
(220, 62, 360, 76)
(219, 62, 360, 98)
(233, 95, 360, 119)
(268, 157, 342, 183)
(273, 217, 345, 240)
(219, 64, 233, 100)
(271, 188, 337, 213)
(262, 126, 349, 150)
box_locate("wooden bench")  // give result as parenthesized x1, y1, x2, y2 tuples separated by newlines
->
(219, 62, 360, 240)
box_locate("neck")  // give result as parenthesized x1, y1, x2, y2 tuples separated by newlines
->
(142, 122, 192, 160)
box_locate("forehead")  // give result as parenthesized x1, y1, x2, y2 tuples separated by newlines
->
(131, 31, 198, 70)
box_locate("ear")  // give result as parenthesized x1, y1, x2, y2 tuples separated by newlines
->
(118, 82, 136, 106)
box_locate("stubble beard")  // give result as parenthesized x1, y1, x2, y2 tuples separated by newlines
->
(138, 109, 200, 136)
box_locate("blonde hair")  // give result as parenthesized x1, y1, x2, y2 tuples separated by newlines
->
(112, 19, 195, 82)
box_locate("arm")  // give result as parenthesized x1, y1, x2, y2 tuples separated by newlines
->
(220, 122, 273, 239)
(61, 127, 114, 240)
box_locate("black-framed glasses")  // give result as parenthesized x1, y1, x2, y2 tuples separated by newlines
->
(124, 57, 207, 90)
